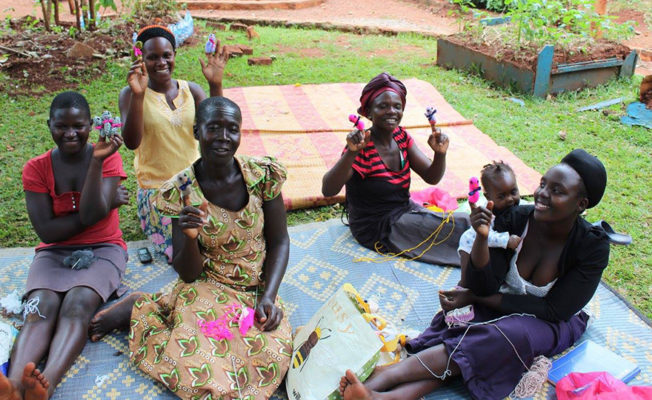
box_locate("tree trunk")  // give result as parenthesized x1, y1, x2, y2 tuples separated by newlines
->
(594, 0, 608, 38)
(39, 0, 51, 32)
(53, 0, 60, 26)
(595, 0, 607, 14)
(74, 0, 81, 32)
(88, 0, 96, 30)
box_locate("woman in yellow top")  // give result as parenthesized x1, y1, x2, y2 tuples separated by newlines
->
(120, 25, 229, 262)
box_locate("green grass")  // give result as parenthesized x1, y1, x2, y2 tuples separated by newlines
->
(0, 24, 650, 318)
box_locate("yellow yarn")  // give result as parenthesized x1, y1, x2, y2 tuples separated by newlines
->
(354, 211, 456, 263)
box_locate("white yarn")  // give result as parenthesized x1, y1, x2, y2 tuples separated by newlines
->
(95, 374, 110, 387)
(0, 291, 23, 315)
(22, 297, 46, 321)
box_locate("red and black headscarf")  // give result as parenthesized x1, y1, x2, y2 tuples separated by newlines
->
(357, 72, 407, 118)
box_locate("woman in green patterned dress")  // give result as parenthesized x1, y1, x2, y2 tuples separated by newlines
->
(89, 96, 293, 399)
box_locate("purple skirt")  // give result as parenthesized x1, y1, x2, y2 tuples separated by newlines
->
(25, 243, 128, 302)
(406, 305, 589, 400)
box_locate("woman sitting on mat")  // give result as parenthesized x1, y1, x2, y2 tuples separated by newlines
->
(322, 72, 470, 266)
(339, 149, 610, 400)
(120, 24, 229, 262)
(88, 97, 293, 399)
(0, 91, 128, 400)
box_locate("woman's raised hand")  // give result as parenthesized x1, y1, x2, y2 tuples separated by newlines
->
(255, 297, 283, 331)
(200, 40, 229, 87)
(470, 201, 494, 238)
(93, 134, 123, 161)
(427, 126, 449, 155)
(179, 196, 208, 239)
(127, 59, 148, 96)
(346, 129, 370, 153)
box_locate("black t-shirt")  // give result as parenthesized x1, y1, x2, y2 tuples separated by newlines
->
(345, 128, 416, 248)
(465, 205, 610, 321)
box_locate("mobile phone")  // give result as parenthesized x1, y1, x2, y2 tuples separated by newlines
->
(137, 247, 153, 264)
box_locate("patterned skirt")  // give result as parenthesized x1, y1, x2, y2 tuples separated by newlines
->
(128, 276, 292, 399)
(137, 188, 173, 262)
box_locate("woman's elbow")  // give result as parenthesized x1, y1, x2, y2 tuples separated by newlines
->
(322, 186, 335, 197)
(124, 137, 140, 150)
(321, 181, 337, 197)
(36, 232, 57, 244)
(79, 208, 109, 226)
(180, 275, 198, 284)
(424, 173, 443, 185)
(175, 267, 201, 283)
(268, 234, 290, 254)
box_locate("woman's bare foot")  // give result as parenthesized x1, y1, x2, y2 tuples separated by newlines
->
(0, 370, 20, 400)
(22, 363, 48, 400)
(341, 370, 375, 400)
(89, 292, 142, 342)
(341, 364, 388, 396)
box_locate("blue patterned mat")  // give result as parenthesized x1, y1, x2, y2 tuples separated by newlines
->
(1, 219, 650, 399)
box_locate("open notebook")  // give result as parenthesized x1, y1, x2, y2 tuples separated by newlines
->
(548, 340, 641, 385)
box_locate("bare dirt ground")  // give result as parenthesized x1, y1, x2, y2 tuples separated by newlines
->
(1, 0, 649, 91)
(0, 0, 461, 35)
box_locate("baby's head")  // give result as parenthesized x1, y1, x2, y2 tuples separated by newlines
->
(480, 161, 520, 213)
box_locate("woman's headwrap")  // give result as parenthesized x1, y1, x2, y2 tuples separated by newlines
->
(357, 72, 407, 117)
(561, 149, 607, 209)
(136, 25, 176, 50)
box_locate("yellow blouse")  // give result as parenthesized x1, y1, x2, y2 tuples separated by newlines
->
(134, 79, 200, 189)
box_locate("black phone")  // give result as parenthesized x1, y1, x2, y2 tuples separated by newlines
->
(137, 247, 153, 264)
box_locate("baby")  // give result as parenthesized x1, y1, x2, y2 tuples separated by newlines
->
(458, 161, 521, 255)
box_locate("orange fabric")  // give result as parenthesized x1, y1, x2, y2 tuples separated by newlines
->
(224, 79, 541, 210)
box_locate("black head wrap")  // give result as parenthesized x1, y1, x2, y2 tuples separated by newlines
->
(136, 25, 176, 50)
(561, 149, 607, 209)
(357, 72, 407, 117)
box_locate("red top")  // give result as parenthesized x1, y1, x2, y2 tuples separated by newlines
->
(22, 149, 127, 250)
(347, 127, 414, 188)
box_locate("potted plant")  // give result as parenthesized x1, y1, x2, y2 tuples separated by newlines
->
(437, 0, 638, 97)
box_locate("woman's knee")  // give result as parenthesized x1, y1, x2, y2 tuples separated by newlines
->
(23, 290, 61, 322)
(59, 287, 102, 320)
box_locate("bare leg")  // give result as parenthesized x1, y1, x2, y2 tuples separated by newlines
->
(22, 363, 49, 400)
(89, 292, 142, 342)
(341, 370, 445, 400)
(40, 286, 102, 397)
(0, 369, 20, 400)
(364, 344, 460, 392)
(378, 379, 443, 400)
(8, 290, 62, 393)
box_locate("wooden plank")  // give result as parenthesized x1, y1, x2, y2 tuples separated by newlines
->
(554, 58, 623, 74)
(533, 45, 554, 98)
(576, 97, 624, 112)
(549, 67, 619, 94)
(619, 50, 638, 78)
(436, 39, 534, 95)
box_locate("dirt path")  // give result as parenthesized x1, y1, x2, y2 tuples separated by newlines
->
(1, 0, 649, 74)
(0, 0, 459, 35)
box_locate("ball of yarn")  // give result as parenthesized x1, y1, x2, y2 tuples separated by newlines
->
(512, 355, 551, 398)
(63, 249, 96, 270)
